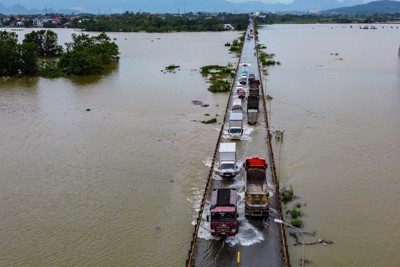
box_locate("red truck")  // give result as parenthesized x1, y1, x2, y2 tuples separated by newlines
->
(244, 157, 269, 219)
(209, 188, 239, 236)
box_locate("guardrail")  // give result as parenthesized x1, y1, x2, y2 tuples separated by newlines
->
(185, 37, 244, 267)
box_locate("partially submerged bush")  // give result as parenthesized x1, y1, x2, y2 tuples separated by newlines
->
(208, 80, 230, 93)
(290, 208, 302, 219)
(201, 118, 217, 124)
(291, 218, 303, 228)
(165, 64, 180, 72)
(281, 186, 294, 204)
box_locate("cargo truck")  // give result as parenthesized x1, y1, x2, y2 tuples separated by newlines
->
(217, 143, 239, 177)
(209, 188, 239, 236)
(228, 112, 243, 139)
(247, 80, 260, 125)
(244, 157, 269, 218)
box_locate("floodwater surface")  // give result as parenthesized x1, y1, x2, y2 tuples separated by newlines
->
(260, 24, 400, 267)
(0, 29, 239, 266)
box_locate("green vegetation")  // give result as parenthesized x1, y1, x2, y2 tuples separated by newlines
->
(227, 34, 245, 56)
(0, 30, 119, 78)
(281, 186, 304, 228)
(165, 64, 180, 72)
(280, 186, 294, 204)
(291, 218, 303, 228)
(200, 64, 235, 93)
(0, 31, 38, 76)
(23, 30, 63, 57)
(73, 12, 249, 32)
(289, 208, 302, 219)
(208, 80, 231, 93)
(200, 64, 235, 78)
(254, 12, 400, 25)
(59, 33, 119, 75)
(201, 118, 217, 124)
(259, 51, 280, 67)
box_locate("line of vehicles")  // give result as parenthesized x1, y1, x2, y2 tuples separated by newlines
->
(208, 27, 269, 236)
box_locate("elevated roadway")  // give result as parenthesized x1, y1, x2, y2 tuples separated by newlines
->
(187, 21, 290, 267)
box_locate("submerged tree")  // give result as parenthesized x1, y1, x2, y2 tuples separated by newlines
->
(58, 33, 119, 75)
(23, 30, 63, 57)
(0, 31, 38, 76)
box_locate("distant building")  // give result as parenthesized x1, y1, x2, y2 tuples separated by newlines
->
(224, 24, 234, 30)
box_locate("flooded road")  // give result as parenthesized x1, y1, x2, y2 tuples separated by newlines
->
(260, 24, 400, 266)
(0, 30, 239, 266)
(1, 24, 399, 267)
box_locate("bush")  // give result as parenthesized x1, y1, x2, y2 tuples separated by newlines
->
(290, 208, 302, 219)
(291, 218, 303, 228)
(208, 80, 230, 93)
(201, 118, 217, 124)
(280, 186, 294, 204)
(165, 64, 180, 71)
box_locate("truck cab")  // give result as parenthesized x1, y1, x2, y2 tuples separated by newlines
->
(209, 188, 239, 236)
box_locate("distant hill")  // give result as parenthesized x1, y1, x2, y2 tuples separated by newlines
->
(1, 0, 399, 15)
(0, 3, 80, 15)
(0, 0, 366, 15)
(323, 0, 400, 15)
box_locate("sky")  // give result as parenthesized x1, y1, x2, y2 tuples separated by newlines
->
(0, 0, 397, 10)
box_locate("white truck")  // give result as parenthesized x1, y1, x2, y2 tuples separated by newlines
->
(228, 112, 243, 139)
(218, 143, 239, 177)
(231, 99, 243, 113)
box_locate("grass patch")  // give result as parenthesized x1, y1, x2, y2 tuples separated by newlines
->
(165, 64, 180, 72)
(291, 218, 303, 228)
(208, 79, 230, 93)
(280, 186, 294, 204)
(259, 51, 281, 67)
(290, 208, 302, 219)
(200, 63, 235, 93)
(201, 118, 217, 124)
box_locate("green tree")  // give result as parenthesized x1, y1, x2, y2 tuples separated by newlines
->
(23, 30, 63, 57)
(0, 31, 38, 76)
(0, 31, 19, 76)
(58, 33, 119, 75)
(17, 42, 38, 75)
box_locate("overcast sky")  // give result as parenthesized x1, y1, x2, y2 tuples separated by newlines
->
(0, 0, 397, 9)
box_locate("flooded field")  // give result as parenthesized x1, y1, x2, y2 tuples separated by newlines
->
(259, 24, 400, 266)
(0, 29, 239, 266)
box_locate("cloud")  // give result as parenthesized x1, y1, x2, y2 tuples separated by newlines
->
(227, 0, 294, 3)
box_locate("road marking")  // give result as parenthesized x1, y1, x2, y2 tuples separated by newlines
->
(237, 251, 241, 263)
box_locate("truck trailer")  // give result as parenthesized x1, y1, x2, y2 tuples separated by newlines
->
(244, 157, 269, 218)
(247, 80, 260, 125)
(209, 188, 239, 236)
(218, 143, 239, 177)
(228, 112, 243, 139)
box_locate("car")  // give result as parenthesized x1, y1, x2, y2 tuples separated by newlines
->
(237, 88, 246, 99)
(241, 61, 249, 67)
(239, 77, 247, 85)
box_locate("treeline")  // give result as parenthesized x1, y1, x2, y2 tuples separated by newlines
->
(255, 13, 400, 24)
(71, 12, 249, 32)
(0, 30, 119, 77)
